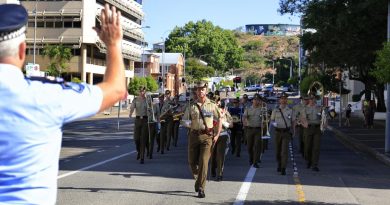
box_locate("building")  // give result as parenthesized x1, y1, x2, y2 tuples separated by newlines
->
(245, 24, 300, 36)
(134, 51, 185, 95)
(16, 0, 147, 86)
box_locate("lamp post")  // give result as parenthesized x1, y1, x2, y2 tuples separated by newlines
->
(33, 1, 37, 64)
(272, 60, 275, 84)
(385, 0, 390, 152)
(286, 58, 293, 79)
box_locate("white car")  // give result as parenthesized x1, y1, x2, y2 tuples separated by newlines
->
(244, 85, 262, 92)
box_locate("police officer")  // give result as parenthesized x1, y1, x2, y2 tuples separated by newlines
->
(243, 94, 263, 168)
(0, 4, 126, 204)
(270, 93, 293, 175)
(211, 100, 233, 181)
(160, 90, 174, 153)
(301, 94, 323, 171)
(182, 81, 222, 198)
(292, 95, 310, 156)
(129, 87, 148, 164)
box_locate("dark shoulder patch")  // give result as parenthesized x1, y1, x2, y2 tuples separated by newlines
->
(25, 76, 85, 93)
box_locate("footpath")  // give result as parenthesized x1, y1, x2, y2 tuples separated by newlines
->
(328, 112, 390, 167)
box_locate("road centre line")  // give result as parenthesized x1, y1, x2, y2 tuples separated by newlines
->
(57, 151, 136, 179)
(289, 141, 306, 203)
(233, 166, 257, 205)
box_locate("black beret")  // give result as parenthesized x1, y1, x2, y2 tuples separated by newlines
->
(0, 4, 28, 42)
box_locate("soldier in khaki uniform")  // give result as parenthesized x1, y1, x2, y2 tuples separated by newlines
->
(155, 94, 165, 153)
(292, 95, 309, 157)
(243, 95, 263, 168)
(211, 100, 233, 182)
(301, 94, 323, 171)
(147, 95, 160, 159)
(160, 90, 173, 154)
(129, 87, 148, 164)
(182, 81, 222, 198)
(270, 93, 293, 175)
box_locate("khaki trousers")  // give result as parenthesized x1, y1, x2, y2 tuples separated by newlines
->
(303, 125, 322, 167)
(134, 118, 148, 160)
(274, 130, 291, 169)
(211, 135, 228, 177)
(188, 132, 213, 191)
(246, 127, 262, 164)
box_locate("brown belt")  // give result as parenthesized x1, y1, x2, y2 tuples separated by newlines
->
(308, 124, 320, 128)
(190, 128, 214, 136)
(136, 116, 148, 119)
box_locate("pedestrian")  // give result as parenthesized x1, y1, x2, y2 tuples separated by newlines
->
(367, 100, 376, 129)
(301, 94, 324, 172)
(270, 93, 293, 175)
(211, 100, 233, 182)
(0, 4, 126, 204)
(129, 87, 149, 164)
(344, 104, 352, 127)
(362, 98, 370, 127)
(243, 94, 264, 168)
(182, 81, 222, 198)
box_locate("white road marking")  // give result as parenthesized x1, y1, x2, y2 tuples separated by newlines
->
(233, 166, 257, 205)
(57, 151, 136, 179)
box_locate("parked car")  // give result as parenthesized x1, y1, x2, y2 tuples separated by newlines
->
(244, 84, 262, 92)
(219, 86, 231, 92)
(262, 84, 274, 92)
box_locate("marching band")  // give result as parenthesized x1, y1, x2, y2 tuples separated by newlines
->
(129, 83, 328, 198)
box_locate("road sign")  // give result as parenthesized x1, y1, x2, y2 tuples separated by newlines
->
(25, 63, 42, 77)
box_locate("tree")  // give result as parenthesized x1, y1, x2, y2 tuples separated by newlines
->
(373, 42, 390, 84)
(145, 76, 159, 92)
(41, 44, 72, 77)
(185, 57, 215, 81)
(128, 77, 147, 96)
(279, 0, 388, 111)
(165, 20, 244, 72)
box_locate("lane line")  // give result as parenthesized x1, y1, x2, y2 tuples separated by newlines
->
(233, 166, 257, 205)
(57, 151, 136, 179)
(289, 141, 306, 203)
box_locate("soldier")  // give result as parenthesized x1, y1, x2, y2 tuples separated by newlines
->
(172, 95, 183, 147)
(211, 100, 233, 181)
(228, 97, 244, 157)
(301, 94, 324, 171)
(292, 95, 310, 157)
(243, 94, 263, 168)
(159, 90, 174, 154)
(147, 94, 160, 159)
(241, 94, 252, 145)
(270, 93, 293, 175)
(182, 81, 222, 198)
(156, 94, 165, 153)
(129, 87, 148, 164)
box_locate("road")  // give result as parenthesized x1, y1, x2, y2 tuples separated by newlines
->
(57, 115, 390, 205)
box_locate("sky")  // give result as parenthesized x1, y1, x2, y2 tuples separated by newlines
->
(142, 0, 300, 47)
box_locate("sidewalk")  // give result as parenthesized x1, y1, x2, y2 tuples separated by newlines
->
(328, 112, 390, 167)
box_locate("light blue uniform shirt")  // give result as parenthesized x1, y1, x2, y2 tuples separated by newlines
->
(0, 64, 103, 205)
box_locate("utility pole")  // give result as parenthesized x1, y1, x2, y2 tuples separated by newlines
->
(385, 0, 390, 153)
(162, 38, 165, 93)
(272, 60, 275, 85)
(298, 18, 302, 96)
(33, 1, 37, 64)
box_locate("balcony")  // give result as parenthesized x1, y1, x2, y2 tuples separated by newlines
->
(104, 0, 144, 20)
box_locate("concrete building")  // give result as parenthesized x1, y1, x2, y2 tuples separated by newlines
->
(17, 0, 147, 85)
(245, 24, 300, 36)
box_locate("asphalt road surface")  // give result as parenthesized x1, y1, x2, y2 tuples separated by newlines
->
(57, 116, 390, 205)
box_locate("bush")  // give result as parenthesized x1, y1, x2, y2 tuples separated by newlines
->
(352, 94, 361, 102)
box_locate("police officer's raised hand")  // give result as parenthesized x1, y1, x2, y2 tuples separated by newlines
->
(213, 135, 219, 143)
(94, 4, 123, 47)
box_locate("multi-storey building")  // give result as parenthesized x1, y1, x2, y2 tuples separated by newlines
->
(16, 0, 146, 85)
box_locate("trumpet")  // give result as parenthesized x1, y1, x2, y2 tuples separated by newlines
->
(160, 104, 179, 122)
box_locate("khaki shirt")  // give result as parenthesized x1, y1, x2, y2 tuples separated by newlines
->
(302, 105, 322, 125)
(271, 106, 292, 128)
(243, 106, 263, 128)
(292, 103, 305, 122)
(182, 98, 220, 130)
(216, 109, 233, 133)
(160, 100, 173, 118)
(130, 97, 147, 116)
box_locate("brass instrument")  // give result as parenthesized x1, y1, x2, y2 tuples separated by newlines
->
(260, 102, 271, 139)
(146, 92, 156, 123)
(159, 103, 179, 122)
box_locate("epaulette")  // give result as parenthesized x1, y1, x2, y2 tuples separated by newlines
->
(25, 76, 64, 84)
(25, 76, 85, 93)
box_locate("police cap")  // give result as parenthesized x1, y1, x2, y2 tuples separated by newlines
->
(0, 4, 28, 42)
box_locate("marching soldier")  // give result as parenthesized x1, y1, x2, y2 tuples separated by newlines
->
(292, 95, 310, 157)
(211, 100, 233, 181)
(147, 95, 160, 159)
(241, 94, 252, 145)
(129, 87, 148, 164)
(228, 97, 244, 157)
(160, 90, 173, 154)
(301, 94, 324, 171)
(172, 96, 183, 147)
(156, 94, 165, 153)
(270, 93, 293, 175)
(243, 94, 263, 168)
(182, 81, 222, 198)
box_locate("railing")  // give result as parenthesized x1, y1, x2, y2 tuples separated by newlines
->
(105, 0, 144, 20)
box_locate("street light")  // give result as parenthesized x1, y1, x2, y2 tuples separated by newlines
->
(272, 60, 275, 84)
